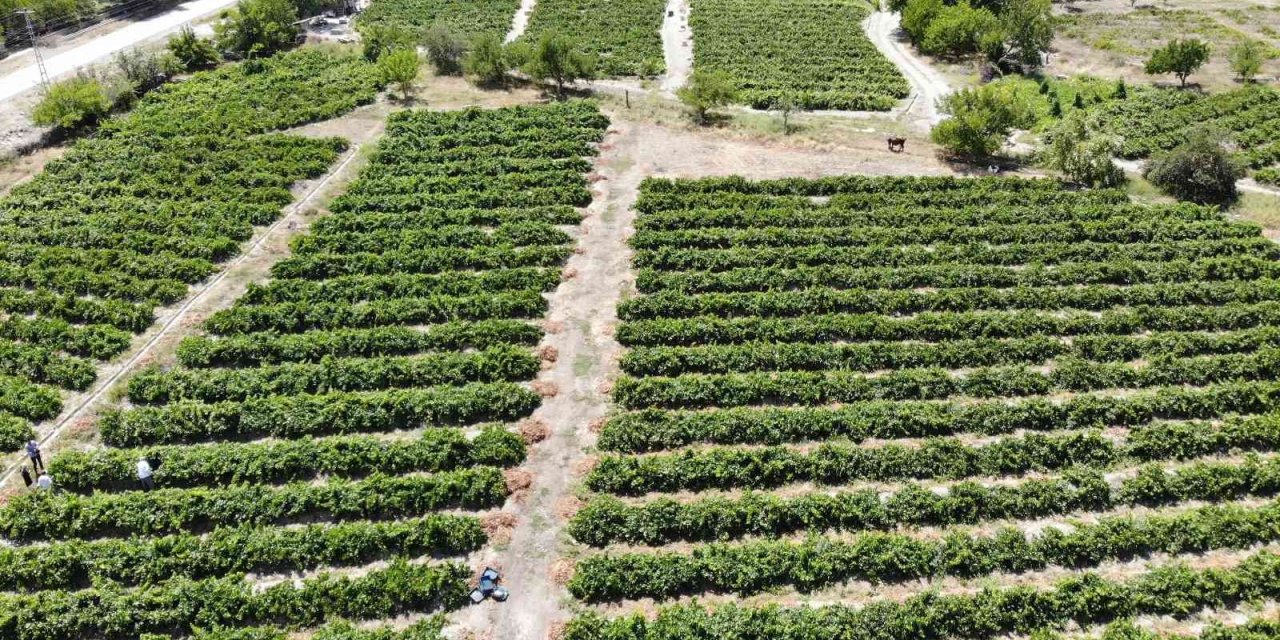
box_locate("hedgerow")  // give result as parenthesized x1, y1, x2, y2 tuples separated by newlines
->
(612, 349, 1280, 410)
(175, 321, 543, 367)
(126, 347, 540, 403)
(98, 383, 541, 446)
(564, 550, 1280, 639)
(0, 515, 485, 591)
(617, 280, 1280, 321)
(616, 303, 1280, 346)
(633, 237, 1280, 271)
(598, 383, 1280, 452)
(570, 500, 1280, 601)
(0, 469, 508, 540)
(0, 561, 466, 640)
(619, 326, 1280, 377)
(569, 456, 1280, 546)
(50, 427, 525, 492)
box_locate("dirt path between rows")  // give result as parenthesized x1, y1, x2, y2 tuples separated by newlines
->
(464, 117, 642, 640)
(456, 110, 949, 639)
(865, 10, 951, 131)
(506, 0, 537, 43)
(659, 0, 693, 93)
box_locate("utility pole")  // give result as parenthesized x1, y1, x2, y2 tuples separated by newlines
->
(17, 10, 51, 91)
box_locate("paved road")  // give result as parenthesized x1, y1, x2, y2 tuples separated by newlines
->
(0, 0, 237, 102)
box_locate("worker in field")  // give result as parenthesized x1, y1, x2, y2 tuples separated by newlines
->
(35, 471, 52, 491)
(137, 458, 155, 491)
(25, 439, 43, 473)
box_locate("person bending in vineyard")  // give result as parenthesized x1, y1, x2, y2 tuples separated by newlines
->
(36, 471, 52, 491)
(137, 458, 155, 491)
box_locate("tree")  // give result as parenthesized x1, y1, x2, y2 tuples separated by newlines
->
(677, 69, 737, 125)
(32, 76, 111, 130)
(167, 26, 220, 70)
(1144, 39, 1209, 87)
(994, 0, 1052, 68)
(1228, 40, 1263, 83)
(114, 48, 181, 96)
(522, 31, 596, 97)
(1041, 114, 1125, 188)
(929, 85, 1025, 158)
(1143, 129, 1245, 205)
(422, 24, 467, 75)
(463, 33, 511, 86)
(377, 48, 421, 100)
(213, 0, 299, 59)
(902, 0, 944, 42)
(359, 24, 413, 62)
(919, 1, 1001, 57)
(773, 95, 797, 135)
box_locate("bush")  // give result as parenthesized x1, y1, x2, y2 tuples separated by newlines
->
(930, 84, 1026, 158)
(1229, 40, 1263, 83)
(919, 1, 1001, 57)
(1144, 129, 1245, 205)
(521, 31, 596, 96)
(31, 76, 110, 130)
(463, 33, 511, 85)
(214, 0, 300, 58)
(422, 24, 467, 75)
(677, 69, 737, 124)
(168, 26, 220, 70)
(359, 23, 414, 62)
(0, 416, 33, 454)
(1042, 114, 1125, 187)
(377, 48, 421, 99)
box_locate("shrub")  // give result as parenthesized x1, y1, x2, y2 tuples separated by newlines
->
(1144, 129, 1245, 205)
(377, 48, 421, 99)
(214, 0, 300, 58)
(521, 31, 596, 96)
(677, 70, 737, 125)
(919, 1, 1001, 57)
(1228, 41, 1263, 83)
(422, 24, 467, 75)
(931, 84, 1026, 158)
(167, 26, 220, 70)
(1042, 114, 1126, 187)
(31, 76, 110, 130)
(463, 33, 511, 85)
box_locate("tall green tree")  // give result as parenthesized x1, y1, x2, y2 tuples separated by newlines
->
(994, 0, 1053, 68)
(521, 31, 596, 97)
(213, 0, 299, 59)
(1144, 39, 1210, 87)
